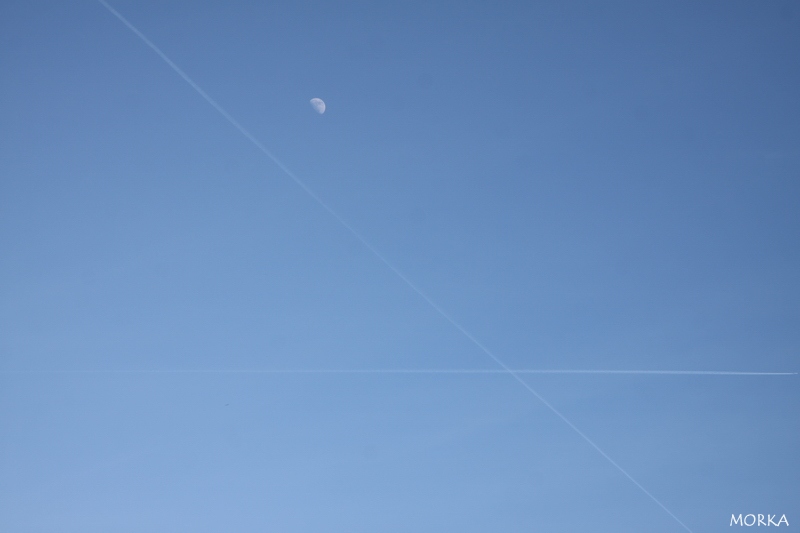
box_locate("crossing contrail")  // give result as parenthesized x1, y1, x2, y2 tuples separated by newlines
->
(94, 2, 706, 530)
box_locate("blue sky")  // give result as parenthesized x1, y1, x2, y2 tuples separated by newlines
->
(1, 1, 798, 531)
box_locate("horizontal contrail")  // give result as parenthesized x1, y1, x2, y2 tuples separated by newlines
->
(3, 369, 794, 375)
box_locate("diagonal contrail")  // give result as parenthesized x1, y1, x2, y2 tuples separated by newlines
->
(97, 2, 695, 530)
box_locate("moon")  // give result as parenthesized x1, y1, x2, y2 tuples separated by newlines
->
(309, 98, 326, 114)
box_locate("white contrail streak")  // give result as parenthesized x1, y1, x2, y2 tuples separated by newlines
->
(4, 369, 795, 375)
(96, 2, 697, 529)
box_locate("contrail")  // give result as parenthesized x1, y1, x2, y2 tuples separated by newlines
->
(97, 2, 695, 529)
(3, 369, 795, 375)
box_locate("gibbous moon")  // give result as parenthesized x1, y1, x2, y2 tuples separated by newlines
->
(310, 98, 326, 114)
